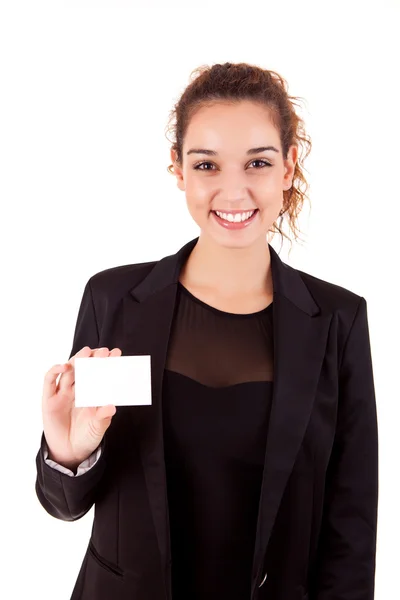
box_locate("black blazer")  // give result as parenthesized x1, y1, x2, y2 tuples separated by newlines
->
(35, 237, 379, 600)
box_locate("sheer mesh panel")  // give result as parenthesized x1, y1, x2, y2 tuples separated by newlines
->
(164, 282, 274, 387)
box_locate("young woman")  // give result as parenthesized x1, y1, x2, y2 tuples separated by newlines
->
(36, 62, 379, 600)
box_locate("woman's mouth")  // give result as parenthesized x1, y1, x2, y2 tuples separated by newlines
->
(211, 209, 259, 230)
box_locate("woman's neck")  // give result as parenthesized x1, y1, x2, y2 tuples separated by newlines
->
(179, 235, 273, 297)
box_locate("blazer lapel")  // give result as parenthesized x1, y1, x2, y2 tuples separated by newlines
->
(118, 236, 332, 599)
(249, 249, 332, 598)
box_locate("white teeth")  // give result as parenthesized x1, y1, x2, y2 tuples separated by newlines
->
(215, 210, 256, 222)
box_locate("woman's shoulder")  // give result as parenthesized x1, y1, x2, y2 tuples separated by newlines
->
(88, 260, 157, 299)
(293, 264, 364, 315)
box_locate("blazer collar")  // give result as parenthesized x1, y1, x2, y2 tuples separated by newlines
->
(130, 236, 320, 317)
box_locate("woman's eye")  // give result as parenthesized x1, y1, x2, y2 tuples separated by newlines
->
(194, 161, 214, 171)
(250, 159, 272, 169)
(193, 159, 272, 170)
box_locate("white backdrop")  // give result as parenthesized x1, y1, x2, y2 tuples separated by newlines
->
(0, 1, 398, 598)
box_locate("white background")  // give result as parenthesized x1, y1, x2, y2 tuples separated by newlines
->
(1, 1, 398, 598)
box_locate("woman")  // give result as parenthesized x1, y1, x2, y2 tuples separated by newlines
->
(35, 62, 379, 600)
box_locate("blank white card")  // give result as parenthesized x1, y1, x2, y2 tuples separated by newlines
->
(74, 355, 152, 407)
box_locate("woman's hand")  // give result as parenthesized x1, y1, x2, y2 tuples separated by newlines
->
(42, 346, 121, 470)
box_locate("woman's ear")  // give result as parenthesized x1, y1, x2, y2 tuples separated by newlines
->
(170, 148, 185, 190)
(283, 144, 298, 189)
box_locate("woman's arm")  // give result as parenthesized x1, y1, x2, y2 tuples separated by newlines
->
(35, 278, 108, 521)
(313, 296, 379, 600)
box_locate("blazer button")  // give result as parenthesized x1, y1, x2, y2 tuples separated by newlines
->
(259, 572, 268, 587)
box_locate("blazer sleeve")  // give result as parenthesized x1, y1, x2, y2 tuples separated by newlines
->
(35, 277, 108, 521)
(313, 296, 379, 600)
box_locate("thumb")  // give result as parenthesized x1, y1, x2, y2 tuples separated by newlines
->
(93, 405, 117, 434)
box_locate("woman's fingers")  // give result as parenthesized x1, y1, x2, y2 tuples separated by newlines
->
(57, 346, 122, 396)
(42, 363, 69, 407)
(57, 346, 93, 395)
(109, 347, 122, 357)
(43, 346, 123, 406)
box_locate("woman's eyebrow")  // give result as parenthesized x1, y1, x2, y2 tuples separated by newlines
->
(186, 146, 280, 156)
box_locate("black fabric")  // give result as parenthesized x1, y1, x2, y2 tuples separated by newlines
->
(162, 282, 274, 599)
(34, 235, 378, 600)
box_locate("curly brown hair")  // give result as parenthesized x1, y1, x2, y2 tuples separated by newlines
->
(165, 62, 312, 254)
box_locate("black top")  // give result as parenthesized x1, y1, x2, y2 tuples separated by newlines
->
(162, 281, 274, 599)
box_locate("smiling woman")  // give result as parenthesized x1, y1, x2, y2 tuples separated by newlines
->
(35, 61, 378, 600)
(165, 62, 313, 258)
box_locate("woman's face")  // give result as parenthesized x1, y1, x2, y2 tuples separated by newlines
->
(171, 100, 298, 248)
